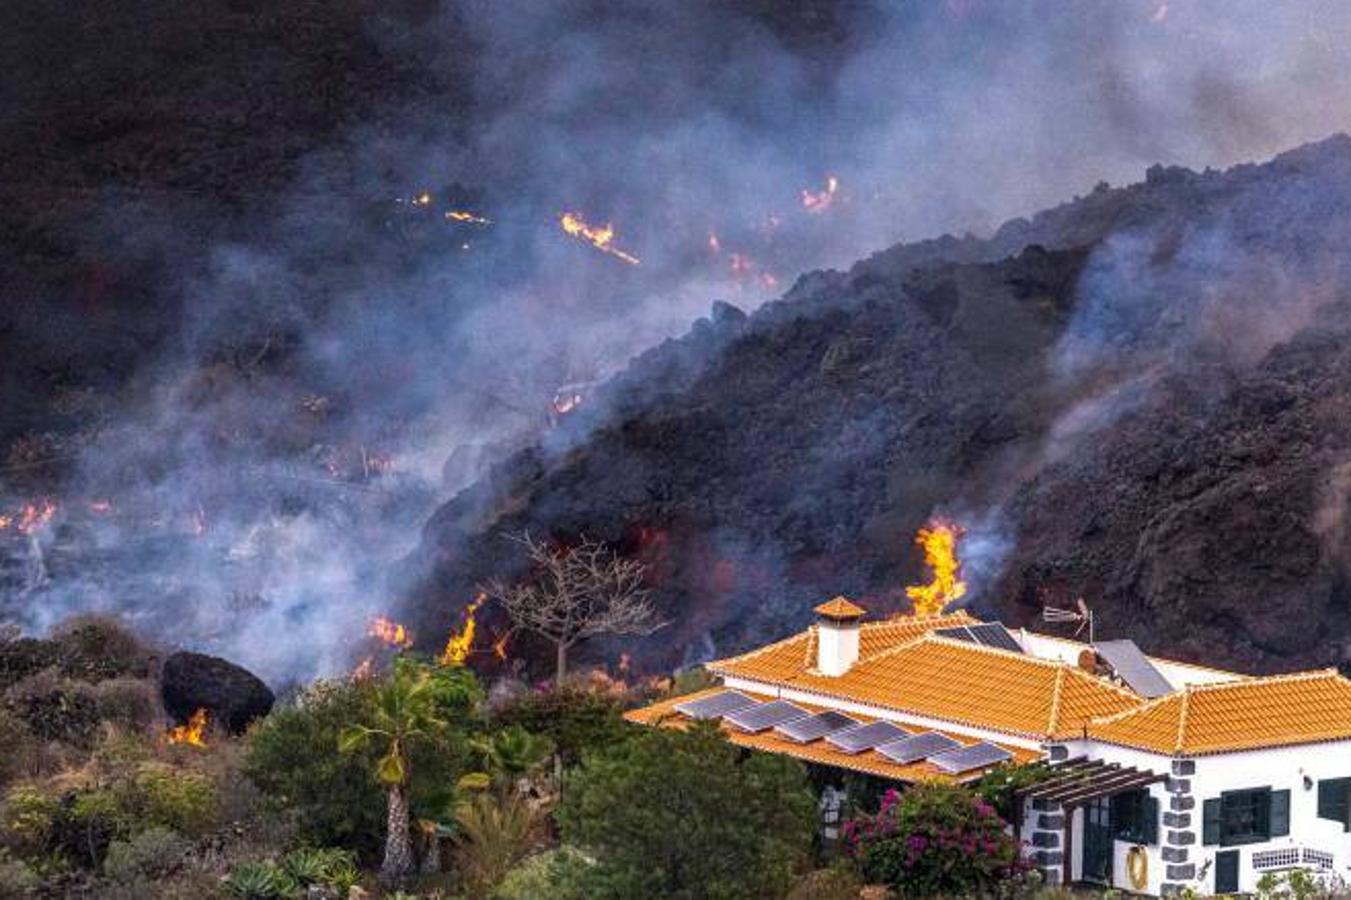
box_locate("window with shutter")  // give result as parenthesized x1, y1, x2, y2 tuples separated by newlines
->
(1317, 777, 1351, 831)
(1270, 789, 1290, 837)
(1143, 795, 1160, 845)
(1203, 797, 1221, 845)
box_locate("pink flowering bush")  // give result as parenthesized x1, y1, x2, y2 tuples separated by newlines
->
(842, 783, 1027, 896)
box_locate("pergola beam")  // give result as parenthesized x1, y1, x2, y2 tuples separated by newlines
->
(1044, 771, 1166, 807)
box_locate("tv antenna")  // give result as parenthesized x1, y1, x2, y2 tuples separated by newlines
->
(1042, 597, 1094, 644)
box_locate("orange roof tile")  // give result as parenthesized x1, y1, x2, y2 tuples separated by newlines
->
(814, 596, 867, 619)
(710, 610, 980, 684)
(624, 687, 1039, 782)
(712, 629, 1141, 740)
(1086, 669, 1351, 755)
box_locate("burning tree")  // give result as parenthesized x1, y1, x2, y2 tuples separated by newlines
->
(482, 534, 665, 686)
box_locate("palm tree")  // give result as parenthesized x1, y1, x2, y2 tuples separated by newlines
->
(339, 659, 478, 885)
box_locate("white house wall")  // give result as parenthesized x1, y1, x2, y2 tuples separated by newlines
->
(1053, 738, 1351, 895)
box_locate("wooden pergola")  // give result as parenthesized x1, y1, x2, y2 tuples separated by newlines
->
(1018, 757, 1168, 885)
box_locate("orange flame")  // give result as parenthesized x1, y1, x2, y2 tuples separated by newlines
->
(559, 211, 640, 265)
(351, 656, 375, 681)
(491, 630, 509, 661)
(552, 391, 583, 416)
(17, 500, 57, 535)
(166, 708, 208, 747)
(440, 593, 485, 666)
(89, 500, 113, 515)
(801, 175, 840, 214)
(445, 210, 492, 225)
(369, 616, 414, 649)
(905, 521, 967, 616)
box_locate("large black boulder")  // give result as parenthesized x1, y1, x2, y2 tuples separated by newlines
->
(161, 651, 274, 734)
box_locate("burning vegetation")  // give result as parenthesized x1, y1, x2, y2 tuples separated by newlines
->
(905, 521, 968, 617)
(558, 211, 641, 265)
(368, 617, 414, 650)
(439, 593, 485, 666)
(166, 707, 209, 747)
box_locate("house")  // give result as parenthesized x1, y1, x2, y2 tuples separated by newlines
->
(626, 598, 1351, 896)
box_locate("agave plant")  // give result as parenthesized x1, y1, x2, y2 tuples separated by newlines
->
(279, 847, 358, 891)
(225, 860, 301, 899)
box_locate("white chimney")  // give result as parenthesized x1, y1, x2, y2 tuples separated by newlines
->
(814, 597, 865, 676)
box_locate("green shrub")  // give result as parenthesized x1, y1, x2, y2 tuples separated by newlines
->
(2, 783, 60, 856)
(91, 678, 159, 731)
(0, 713, 37, 788)
(103, 826, 190, 883)
(224, 860, 300, 899)
(0, 640, 58, 692)
(489, 684, 629, 767)
(244, 679, 386, 860)
(49, 616, 154, 682)
(559, 721, 816, 898)
(973, 761, 1053, 823)
(455, 792, 538, 897)
(495, 847, 593, 900)
(5, 673, 102, 747)
(128, 764, 220, 837)
(842, 783, 1026, 897)
(0, 849, 39, 897)
(68, 787, 130, 866)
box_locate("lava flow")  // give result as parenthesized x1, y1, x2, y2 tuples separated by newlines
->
(439, 593, 485, 666)
(368, 616, 413, 649)
(905, 520, 967, 616)
(166, 708, 209, 747)
(445, 210, 491, 225)
(559, 211, 640, 265)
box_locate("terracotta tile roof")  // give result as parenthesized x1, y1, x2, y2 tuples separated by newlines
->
(713, 626, 1142, 740)
(624, 687, 1040, 782)
(709, 610, 980, 685)
(814, 596, 867, 619)
(1086, 669, 1351, 755)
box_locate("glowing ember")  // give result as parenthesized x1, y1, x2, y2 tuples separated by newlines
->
(905, 520, 968, 616)
(412, 191, 433, 207)
(553, 391, 583, 416)
(89, 500, 113, 514)
(445, 210, 492, 225)
(16, 500, 57, 535)
(801, 175, 840, 214)
(369, 616, 414, 649)
(491, 630, 510, 661)
(559, 211, 640, 265)
(440, 593, 485, 666)
(707, 231, 721, 254)
(351, 656, 375, 680)
(166, 708, 208, 747)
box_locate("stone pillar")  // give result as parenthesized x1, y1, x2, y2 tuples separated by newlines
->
(1160, 759, 1197, 896)
(1026, 796, 1067, 885)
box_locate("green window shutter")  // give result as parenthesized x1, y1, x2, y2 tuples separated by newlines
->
(1270, 789, 1291, 837)
(1203, 798, 1221, 845)
(1144, 795, 1160, 845)
(1318, 777, 1351, 830)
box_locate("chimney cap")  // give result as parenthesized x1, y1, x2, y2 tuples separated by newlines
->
(814, 596, 866, 622)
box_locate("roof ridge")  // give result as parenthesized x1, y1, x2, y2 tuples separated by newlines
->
(1174, 686, 1193, 754)
(861, 609, 977, 633)
(1183, 667, 1342, 694)
(706, 627, 812, 671)
(1086, 690, 1179, 728)
(1047, 666, 1067, 735)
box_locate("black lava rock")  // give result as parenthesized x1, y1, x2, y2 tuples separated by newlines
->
(161, 652, 274, 734)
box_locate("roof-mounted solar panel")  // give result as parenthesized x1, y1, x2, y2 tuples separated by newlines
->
(826, 720, 908, 754)
(1093, 639, 1174, 699)
(929, 742, 1012, 774)
(935, 623, 1023, 653)
(724, 700, 810, 733)
(775, 710, 858, 744)
(674, 690, 758, 720)
(875, 731, 963, 764)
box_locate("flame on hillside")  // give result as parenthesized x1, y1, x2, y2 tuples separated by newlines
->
(801, 175, 840, 214)
(905, 520, 967, 616)
(445, 210, 492, 225)
(559, 211, 640, 265)
(369, 616, 413, 649)
(166, 708, 208, 747)
(440, 593, 485, 666)
(2, 500, 59, 535)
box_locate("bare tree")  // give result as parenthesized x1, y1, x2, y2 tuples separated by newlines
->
(482, 533, 665, 685)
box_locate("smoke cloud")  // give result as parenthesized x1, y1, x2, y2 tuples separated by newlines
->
(7, 0, 1351, 683)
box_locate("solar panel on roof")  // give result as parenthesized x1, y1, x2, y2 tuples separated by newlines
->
(674, 691, 758, 720)
(874, 731, 963, 764)
(928, 742, 1012, 774)
(1093, 639, 1174, 699)
(775, 711, 858, 744)
(826, 720, 908, 754)
(724, 700, 810, 733)
(934, 623, 1023, 653)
